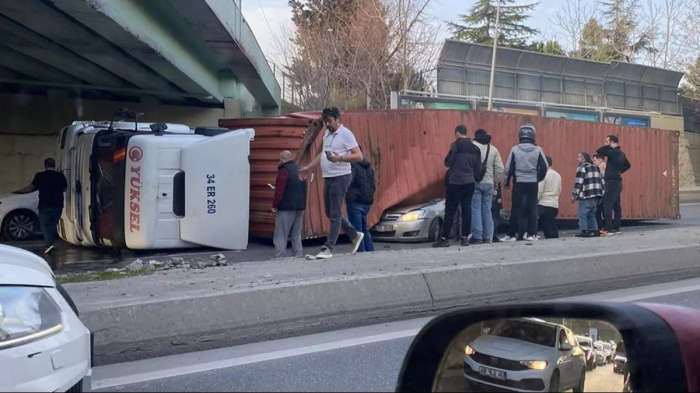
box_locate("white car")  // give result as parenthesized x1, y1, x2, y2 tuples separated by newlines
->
(464, 318, 587, 392)
(0, 191, 40, 241)
(0, 244, 92, 392)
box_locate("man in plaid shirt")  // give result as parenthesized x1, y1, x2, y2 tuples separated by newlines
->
(572, 152, 605, 238)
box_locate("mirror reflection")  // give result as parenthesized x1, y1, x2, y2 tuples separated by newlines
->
(434, 318, 627, 392)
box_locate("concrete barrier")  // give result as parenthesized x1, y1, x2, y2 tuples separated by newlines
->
(66, 227, 700, 365)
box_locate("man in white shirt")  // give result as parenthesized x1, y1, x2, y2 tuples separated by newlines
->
(301, 107, 365, 259)
(537, 156, 562, 239)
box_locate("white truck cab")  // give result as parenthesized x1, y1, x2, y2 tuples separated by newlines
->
(56, 119, 253, 251)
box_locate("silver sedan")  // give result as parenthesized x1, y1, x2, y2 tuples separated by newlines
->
(370, 199, 445, 243)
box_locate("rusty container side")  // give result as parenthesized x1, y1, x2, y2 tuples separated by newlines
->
(221, 110, 679, 239)
(219, 116, 325, 238)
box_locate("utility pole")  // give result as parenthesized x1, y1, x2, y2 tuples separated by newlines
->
(487, 0, 501, 111)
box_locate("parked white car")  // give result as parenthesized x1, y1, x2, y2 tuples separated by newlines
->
(464, 318, 587, 392)
(0, 244, 92, 392)
(0, 191, 40, 241)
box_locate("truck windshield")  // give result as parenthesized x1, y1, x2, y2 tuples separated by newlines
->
(91, 132, 130, 246)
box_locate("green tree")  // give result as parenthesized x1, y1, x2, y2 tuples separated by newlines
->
(600, 0, 652, 62)
(527, 40, 566, 55)
(578, 17, 616, 61)
(448, 0, 540, 48)
(684, 56, 700, 99)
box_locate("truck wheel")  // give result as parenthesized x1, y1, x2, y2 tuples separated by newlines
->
(2, 210, 38, 241)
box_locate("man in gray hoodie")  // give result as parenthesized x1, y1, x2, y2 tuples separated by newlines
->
(470, 129, 504, 244)
(502, 124, 548, 242)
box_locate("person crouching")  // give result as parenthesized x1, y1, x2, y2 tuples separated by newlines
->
(572, 152, 604, 238)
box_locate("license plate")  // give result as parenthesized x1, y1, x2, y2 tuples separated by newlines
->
(375, 225, 394, 232)
(479, 366, 506, 380)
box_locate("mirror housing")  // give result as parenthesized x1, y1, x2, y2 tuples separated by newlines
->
(395, 302, 690, 392)
(560, 342, 573, 351)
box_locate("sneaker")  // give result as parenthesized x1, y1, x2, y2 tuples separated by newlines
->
(491, 237, 501, 243)
(524, 234, 538, 241)
(612, 229, 621, 235)
(432, 237, 450, 248)
(315, 247, 333, 259)
(590, 230, 601, 237)
(599, 230, 611, 237)
(575, 231, 589, 238)
(350, 232, 365, 254)
(500, 236, 517, 242)
(469, 237, 482, 245)
(460, 236, 471, 247)
(44, 245, 55, 254)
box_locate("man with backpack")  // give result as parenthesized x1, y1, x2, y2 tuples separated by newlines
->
(346, 146, 376, 252)
(433, 125, 483, 248)
(502, 124, 548, 242)
(470, 129, 504, 244)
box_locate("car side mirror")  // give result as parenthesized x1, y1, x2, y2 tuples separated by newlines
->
(561, 342, 573, 351)
(395, 302, 695, 393)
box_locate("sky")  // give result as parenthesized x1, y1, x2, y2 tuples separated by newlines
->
(241, 0, 598, 64)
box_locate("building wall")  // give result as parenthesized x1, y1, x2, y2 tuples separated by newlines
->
(649, 115, 697, 188)
(0, 93, 242, 194)
(685, 132, 700, 188)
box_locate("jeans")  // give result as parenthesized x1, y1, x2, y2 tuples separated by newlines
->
(507, 183, 538, 238)
(577, 198, 599, 231)
(441, 183, 475, 239)
(596, 200, 605, 230)
(323, 174, 358, 250)
(538, 205, 559, 239)
(347, 202, 374, 252)
(273, 210, 303, 258)
(39, 207, 62, 248)
(471, 182, 494, 241)
(604, 179, 623, 231)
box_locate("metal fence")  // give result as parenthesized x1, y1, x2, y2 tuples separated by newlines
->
(437, 40, 683, 116)
(268, 61, 298, 107)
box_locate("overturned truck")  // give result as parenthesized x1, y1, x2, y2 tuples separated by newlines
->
(221, 110, 680, 240)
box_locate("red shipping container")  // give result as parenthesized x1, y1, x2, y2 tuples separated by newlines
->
(221, 110, 680, 239)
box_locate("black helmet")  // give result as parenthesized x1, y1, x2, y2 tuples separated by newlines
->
(518, 124, 536, 143)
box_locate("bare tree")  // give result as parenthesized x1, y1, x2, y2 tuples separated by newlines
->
(641, 0, 688, 69)
(551, 0, 598, 55)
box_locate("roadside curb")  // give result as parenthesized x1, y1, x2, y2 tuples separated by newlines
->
(69, 231, 700, 365)
(680, 187, 700, 204)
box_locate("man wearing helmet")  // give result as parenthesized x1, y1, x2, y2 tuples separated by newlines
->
(502, 124, 549, 242)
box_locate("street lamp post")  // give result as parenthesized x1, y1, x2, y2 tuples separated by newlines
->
(487, 0, 501, 111)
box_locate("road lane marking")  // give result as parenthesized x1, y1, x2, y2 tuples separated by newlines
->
(92, 328, 420, 389)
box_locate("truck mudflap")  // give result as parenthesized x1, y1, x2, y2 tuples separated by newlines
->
(179, 128, 255, 250)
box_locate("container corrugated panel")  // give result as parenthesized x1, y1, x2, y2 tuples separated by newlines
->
(221, 110, 679, 239)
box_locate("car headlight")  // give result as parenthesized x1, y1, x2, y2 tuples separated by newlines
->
(401, 210, 426, 222)
(520, 360, 548, 370)
(464, 344, 475, 356)
(0, 286, 62, 350)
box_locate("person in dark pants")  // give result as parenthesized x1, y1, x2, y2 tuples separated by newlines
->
(346, 146, 376, 252)
(433, 125, 483, 248)
(502, 124, 548, 242)
(593, 154, 607, 230)
(492, 183, 503, 242)
(15, 158, 67, 254)
(272, 151, 307, 258)
(300, 107, 364, 259)
(537, 156, 561, 239)
(596, 135, 631, 236)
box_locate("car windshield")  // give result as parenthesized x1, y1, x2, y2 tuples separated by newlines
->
(594, 343, 603, 350)
(578, 340, 591, 349)
(488, 319, 557, 347)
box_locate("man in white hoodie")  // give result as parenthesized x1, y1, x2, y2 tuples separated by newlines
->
(537, 156, 561, 239)
(470, 129, 504, 244)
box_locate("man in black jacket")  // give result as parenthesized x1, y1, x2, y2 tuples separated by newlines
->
(596, 135, 631, 235)
(433, 125, 483, 248)
(272, 151, 307, 257)
(346, 146, 376, 252)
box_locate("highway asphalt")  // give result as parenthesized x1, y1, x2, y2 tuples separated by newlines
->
(92, 276, 700, 392)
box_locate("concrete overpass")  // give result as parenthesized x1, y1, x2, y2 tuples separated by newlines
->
(0, 0, 281, 193)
